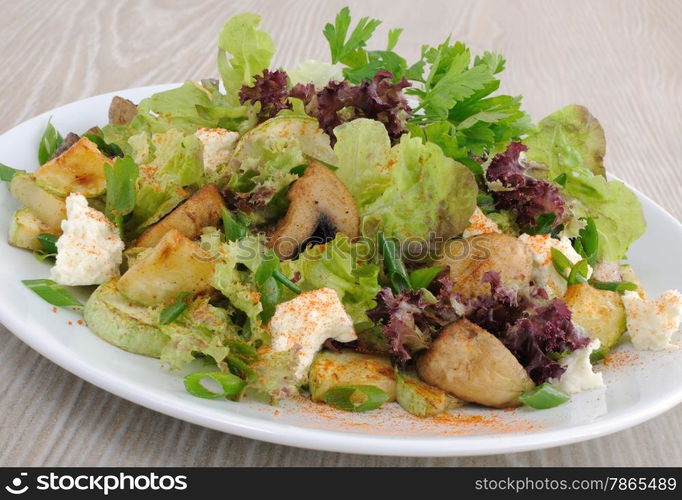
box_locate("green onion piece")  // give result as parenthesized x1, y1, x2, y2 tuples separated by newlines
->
(159, 292, 191, 325)
(221, 207, 250, 242)
(553, 173, 567, 186)
(226, 355, 258, 383)
(530, 213, 556, 235)
(184, 371, 246, 399)
(38, 118, 63, 165)
(22, 279, 82, 307)
(83, 133, 123, 158)
(33, 251, 56, 263)
(322, 385, 389, 412)
(409, 266, 443, 290)
(550, 247, 572, 278)
(289, 164, 308, 176)
(254, 250, 279, 287)
(225, 340, 259, 363)
(378, 232, 412, 293)
(567, 258, 590, 285)
(0, 163, 24, 182)
(37, 233, 58, 255)
(273, 269, 302, 294)
(574, 217, 599, 266)
(590, 346, 608, 363)
(519, 383, 570, 409)
(589, 280, 638, 294)
(258, 275, 281, 323)
(309, 157, 339, 171)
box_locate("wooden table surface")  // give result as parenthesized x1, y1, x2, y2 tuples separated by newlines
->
(1, 0, 681, 466)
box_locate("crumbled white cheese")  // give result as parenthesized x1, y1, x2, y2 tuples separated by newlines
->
(622, 290, 682, 351)
(269, 288, 357, 380)
(592, 260, 622, 282)
(519, 233, 592, 298)
(50, 194, 124, 286)
(194, 128, 239, 173)
(463, 207, 501, 238)
(550, 339, 604, 394)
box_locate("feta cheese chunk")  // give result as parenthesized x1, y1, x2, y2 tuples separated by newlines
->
(269, 288, 357, 380)
(463, 207, 501, 238)
(519, 233, 591, 298)
(550, 339, 604, 394)
(50, 194, 124, 286)
(622, 290, 682, 350)
(194, 127, 239, 173)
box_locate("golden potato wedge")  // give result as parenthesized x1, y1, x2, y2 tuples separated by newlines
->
(135, 184, 225, 248)
(416, 319, 534, 408)
(34, 137, 111, 197)
(438, 233, 532, 298)
(118, 229, 215, 305)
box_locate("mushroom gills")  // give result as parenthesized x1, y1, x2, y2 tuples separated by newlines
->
(269, 161, 359, 259)
(298, 213, 337, 256)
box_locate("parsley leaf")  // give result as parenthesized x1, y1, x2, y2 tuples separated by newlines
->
(324, 7, 381, 65)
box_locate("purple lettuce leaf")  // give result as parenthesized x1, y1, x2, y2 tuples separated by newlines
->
(486, 142, 566, 229)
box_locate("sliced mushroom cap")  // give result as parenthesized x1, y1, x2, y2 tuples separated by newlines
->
(438, 233, 532, 298)
(416, 319, 534, 408)
(269, 161, 359, 259)
(135, 184, 225, 248)
(109, 96, 138, 125)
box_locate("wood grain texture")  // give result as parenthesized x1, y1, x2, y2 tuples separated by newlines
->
(0, 0, 680, 466)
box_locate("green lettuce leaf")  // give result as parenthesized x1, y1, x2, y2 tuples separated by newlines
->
(524, 105, 645, 260)
(525, 104, 606, 178)
(333, 123, 477, 244)
(211, 236, 268, 344)
(217, 13, 276, 101)
(243, 348, 299, 403)
(288, 59, 344, 87)
(332, 119, 392, 207)
(565, 174, 645, 261)
(159, 297, 240, 371)
(291, 234, 381, 323)
(125, 129, 205, 236)
(227, 116, 335, 221)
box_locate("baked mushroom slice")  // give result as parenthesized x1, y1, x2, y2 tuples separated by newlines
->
(269, 161, 359, 259)
(135, 184, 225, 248)
(438, 233, 532, 298)
(108, 96, 138, 125)
(416, 319, 534, 408)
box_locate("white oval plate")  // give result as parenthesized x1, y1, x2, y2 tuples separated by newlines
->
(1, 85, 681, 457)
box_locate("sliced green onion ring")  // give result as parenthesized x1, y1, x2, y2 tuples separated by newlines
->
(184, 371, 246, 399)
(322, 385, 389, 412)
(22, 279, 82, 307)
(519, 382, 570, 409)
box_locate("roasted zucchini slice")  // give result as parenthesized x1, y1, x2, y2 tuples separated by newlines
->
(8, 208, 60, 251)
(308, 350, 396, 402)
(9, 173, 66, 232)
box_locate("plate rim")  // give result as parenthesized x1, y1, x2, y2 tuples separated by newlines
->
(0, 84, 680, 457)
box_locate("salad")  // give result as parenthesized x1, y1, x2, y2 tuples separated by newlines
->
(2, 7, 681, 416)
